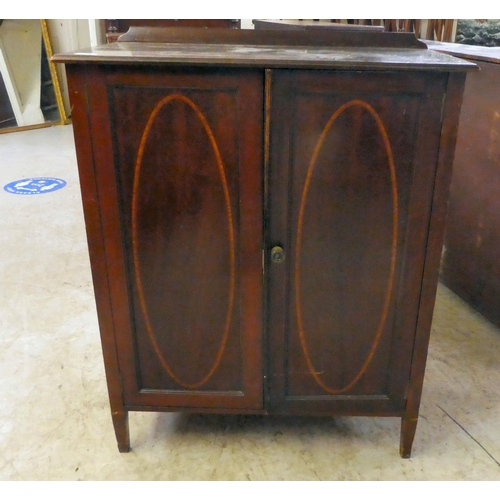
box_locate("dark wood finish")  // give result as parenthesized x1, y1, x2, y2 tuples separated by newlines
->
(295, 19, 426, 38)
(55, 28, 473, 457)
(426, 20, 455, 42)
(74, 64, 264, 413)
(428, 43, 500, 329)
(112, 26, 427, 50)
(400, 72, 467, 457)
(339, 19, 452, 40)
(396, 20, 422, 37)
(112, 410, 130, 453)
(267, 70, 448, 420)
(252, 19, 384, 32)
(108, 19, 240, 33)
(65, 66, 131, 452)
(52, 28, 476, 73)
(105, 19, 240, 43)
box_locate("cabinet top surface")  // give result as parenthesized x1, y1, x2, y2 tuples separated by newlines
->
(53, 27, 477, 72)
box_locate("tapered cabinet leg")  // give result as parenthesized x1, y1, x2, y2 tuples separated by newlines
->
(399, 415, 418, 458)
(112, 410, 131, 453)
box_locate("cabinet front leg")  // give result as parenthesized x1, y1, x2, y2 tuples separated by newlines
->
(399, 415, 418, 458)
(112, 410, 131, 453)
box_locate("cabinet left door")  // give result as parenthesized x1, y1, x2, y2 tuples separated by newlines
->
(67, 65, 264, 411)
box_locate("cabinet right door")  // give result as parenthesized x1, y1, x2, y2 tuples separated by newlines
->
(267, 69, 448, 415)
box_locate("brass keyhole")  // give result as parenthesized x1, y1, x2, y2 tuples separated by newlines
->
(271, 246, 285, 264)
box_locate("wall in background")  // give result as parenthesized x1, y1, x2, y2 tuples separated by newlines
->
(47, 20, 91, 114)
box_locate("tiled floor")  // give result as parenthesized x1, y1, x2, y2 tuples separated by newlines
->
(1, 125, 500, 480)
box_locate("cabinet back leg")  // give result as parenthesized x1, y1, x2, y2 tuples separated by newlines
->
(400, 415, 418, 458)
(112, 410, 131, 452)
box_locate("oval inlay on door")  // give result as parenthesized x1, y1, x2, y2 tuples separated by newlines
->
(132, 94, 235, 389)
(295, 100, 399, 394)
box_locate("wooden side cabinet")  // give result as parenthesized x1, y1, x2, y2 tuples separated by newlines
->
(53, 28, 475, 457)
(427, 42, 500, 329)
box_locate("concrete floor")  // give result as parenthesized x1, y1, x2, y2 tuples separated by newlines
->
(1, 125, 500, 480)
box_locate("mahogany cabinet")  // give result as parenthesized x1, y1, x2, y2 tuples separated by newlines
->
(53, 28, 475, 457)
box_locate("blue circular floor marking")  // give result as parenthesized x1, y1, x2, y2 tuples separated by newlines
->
(3, 177, 67, 195)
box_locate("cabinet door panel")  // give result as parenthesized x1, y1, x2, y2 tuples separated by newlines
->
(291, 99, 399, 396)
(86, 67, 264, 409)
(267, 70, 446, 413)
(123, 90, 238, 392)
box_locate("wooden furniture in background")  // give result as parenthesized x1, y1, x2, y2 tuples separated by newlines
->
(382, 19, 421, 35)
(305, 20, 455, 41)
(253, 19, 384, 32)
(53, 27, 474, 458)
(336, 19, 422, 35)
(105, 19, 240, 42)
(427, 41, 500, 328)
(426, 20, 455, 42)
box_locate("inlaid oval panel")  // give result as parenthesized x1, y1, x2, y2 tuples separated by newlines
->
(295, 100, 398, 394)
(132, 94, 235, 389)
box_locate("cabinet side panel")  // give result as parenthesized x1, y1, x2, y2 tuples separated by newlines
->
(65, 66, 127, 419)
(405, 72, 466, 423)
